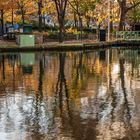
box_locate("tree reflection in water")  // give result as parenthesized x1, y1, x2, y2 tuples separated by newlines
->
(0, 50, 140, 140)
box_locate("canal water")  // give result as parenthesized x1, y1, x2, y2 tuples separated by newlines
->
(0, 49, 140, 140)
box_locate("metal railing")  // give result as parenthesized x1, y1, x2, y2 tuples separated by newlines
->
(116, 31, 140, 41)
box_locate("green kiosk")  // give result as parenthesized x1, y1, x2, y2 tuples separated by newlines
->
(16, 25, 35, 47)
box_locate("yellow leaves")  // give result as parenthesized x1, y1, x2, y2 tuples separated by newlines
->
(0, 0, 11, 10)
(0, 0, 130, 28)
(66, 27, 78, 34)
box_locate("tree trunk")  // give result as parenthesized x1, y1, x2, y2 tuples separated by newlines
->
(12, 9, 14, 25)
(38, 1, 42, 32)
(78, 16, 83, 29)
(79, 16, 83, 40)
(43, 15, 45, 31)
(110, 8, 113, 32)
(21, 9, 25, 24)
(74, 12, 78, 28)
(39, 14, 42, 32)
(110, 21, 113, 33)
(119, 8, 126, 31)
(86, 16, 90, 28)
(1, 10, 4, 36)
(57, 11, 66, 42)
(117, 0, 127, 31)
(59, 17, 65, 42)
(54, 0, 68, 43)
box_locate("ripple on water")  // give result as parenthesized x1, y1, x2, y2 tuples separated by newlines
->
(0, 50, 140, 140)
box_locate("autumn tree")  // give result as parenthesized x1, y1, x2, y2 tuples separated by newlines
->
(16, 0, 26, 24)
(16, 0, 35, 24)
(53, 0, 68, 42)
(0, 2, 4, 35)
(5, 0, 16, 25)
(11, 0, 15, 25)
(34, 0, 43, 32)
(69, 0, 83, 29)
(128, 2, 140, 23)
(117, 0, 140, 30)
(0, 0, 12, 35)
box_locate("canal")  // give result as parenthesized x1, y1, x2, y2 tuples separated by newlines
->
(0, 49, 140, 140)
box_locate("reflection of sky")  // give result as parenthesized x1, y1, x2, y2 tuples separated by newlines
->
(0, 92, 60, 140)
(112, 64, 119, 75)
(79, 53, 140, 139)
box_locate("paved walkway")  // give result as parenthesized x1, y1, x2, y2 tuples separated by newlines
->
(0, 39, 139, 53)
(0, 40, 16, 46)
(0, 39, 98, 47)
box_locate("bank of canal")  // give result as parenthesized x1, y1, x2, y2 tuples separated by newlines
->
(0, 40, 140, 52)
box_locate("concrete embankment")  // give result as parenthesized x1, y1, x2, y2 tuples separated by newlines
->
(0, 40, 140, 52)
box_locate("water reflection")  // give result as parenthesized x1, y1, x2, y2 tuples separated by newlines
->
(0, 49, 140, 140)
(20, 53, 35, 74)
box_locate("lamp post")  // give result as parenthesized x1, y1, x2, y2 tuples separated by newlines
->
(108, 0, 111, 41)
